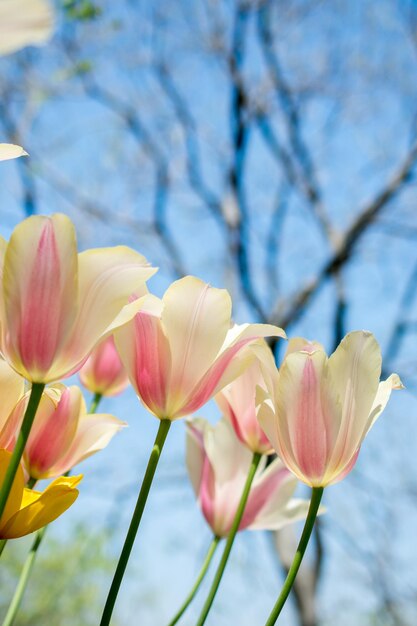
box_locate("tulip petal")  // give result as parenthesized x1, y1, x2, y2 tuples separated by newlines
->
(60, 248, 156, 378)
(0, 144, 28, 161)
(2, 214, 78, 381)
(161, 277, 232, 404)
(272, 349, 341, 486)
(115, 295, 172, 418)
(327, 331, 382, 471)
(0, 0, 54, 56)
(25, 386, 82, 478)
(47, 414, 126, 478)
(0, 449, 24, 530)
(241, 459, 296, 530)
(0, 474, 81, 539)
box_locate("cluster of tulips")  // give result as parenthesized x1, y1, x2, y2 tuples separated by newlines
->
(0, 145, 403, 625)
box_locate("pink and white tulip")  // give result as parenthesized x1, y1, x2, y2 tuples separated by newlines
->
(79, 335, 129, 397)
(0, 359, 25, 450)
(257, 331, 403, 488)
(186, 417, 309, 538)
(21, 384, 126, 480)
(0, 144, 28, 162)
(0, 213, 156, 383)
(215, 341, 277, 455)
(114, 276, 285, 420)
(0, 0, 54, 56)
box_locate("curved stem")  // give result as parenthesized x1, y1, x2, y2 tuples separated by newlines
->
(167, 536, 221, 626)
(0, 540, 7, 558)
(2, 526, 47, 626)
(195, 452, 262, 626)
(89, 392, 102, 414)
(0, 383, 45, 522)
(100, 418, 171, 626)
(264, 487, 324, 626)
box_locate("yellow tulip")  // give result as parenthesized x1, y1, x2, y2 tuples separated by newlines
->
(0, 449, 81, 539)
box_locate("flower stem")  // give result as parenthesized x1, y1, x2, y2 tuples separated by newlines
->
(89, 392, 102, 414)
(1, 526, 47, 626)
(167, 536, 221, 626)
(0, 540, 6, 558)
(195, 452, 262, 626)
(264, 487, 324, 626)
(100, 418, 171, 626)
(0, 383, 45, 522)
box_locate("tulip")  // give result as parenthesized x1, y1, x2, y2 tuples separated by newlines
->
(18, 384, 126, 480)
(0, 449, 80, 539)
(187, 417, 308, 537)
(0, 144, 28, 162)
(115, 276, 285, 420)
(215, 341, 277, 455)
(79, 335, 129, 397)
(0, 213, 156, 383)
(257, 331, 403, 488)
(0, 0, 54, 56)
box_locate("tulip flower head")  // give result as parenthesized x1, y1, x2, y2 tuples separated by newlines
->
(186, 417, 309, 538)
(0, 449, 81, 539)
(79, 335, 129, 397)
(257, 331, 403, 488)
(0, 144, 28, 162)
(20, 384, 126, 480)
(0, 0, 54, 56)
(215, 341, 277, 455)
(0, 213, 157, 383)
(115, 276, 285, 420)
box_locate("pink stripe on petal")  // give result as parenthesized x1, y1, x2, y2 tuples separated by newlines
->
(199, 454, 216, 531)
(180, 337, 254, 416)
(133, 311, 171, 417)
(18, 221, 63, 373)
(293, 357, 328, 483)
(240, 465, 289, 530)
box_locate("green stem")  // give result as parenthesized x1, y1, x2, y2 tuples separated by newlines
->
(167, 536, 221, 626)
(0, 383, 45, 522)
(195, 452, 262, 626)
(264, 487, 324, 626)
(89, 392, 102, 414)
(1, 526, 47, 626)
(0, 540, 6, 558)
(100, 418, 172, 626)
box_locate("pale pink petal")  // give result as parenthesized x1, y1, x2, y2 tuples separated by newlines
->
(45, 413, 126, 478)
(0, 144, 28, 161)
(161, 276, 232, 401)
(327, 331, 382, 472)
(115, 295, 172, 418)
(0, 0, 54, 56)
(2, 214, 78, 381)
(79, 335, 129, 396)
(274, 349, 341, 486)
(25, 386, 82, 479)
(0, 359, 25, 432)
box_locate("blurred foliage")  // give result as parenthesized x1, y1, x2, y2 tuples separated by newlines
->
(0, 523, 118, 626)
(62, 0, 102, 21)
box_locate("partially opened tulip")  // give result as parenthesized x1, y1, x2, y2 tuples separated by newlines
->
(79, 335, 129, 398)
(0, 0, 54, 56)
(0, 144, 28, 162)
(0, 449, 81, 539)
(187, 417, 308, 538)
(167, 416, 309, 626)
(215, 341, 277, 455)
(259, 331, 403, 626)
(21, 384, 126, 481)
(257, 331, 403, 488)
(0, 213, 156, 384)
(115, 276, 285, 420)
